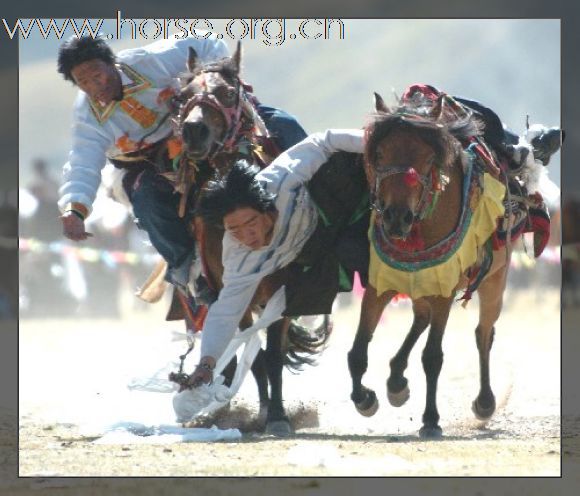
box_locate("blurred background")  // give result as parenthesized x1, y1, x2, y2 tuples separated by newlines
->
(12, 18, 563, 321)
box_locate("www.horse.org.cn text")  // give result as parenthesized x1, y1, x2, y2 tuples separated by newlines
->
(3, 14, 346, 46)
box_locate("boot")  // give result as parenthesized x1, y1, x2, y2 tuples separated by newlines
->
(525, 125, 564, 166)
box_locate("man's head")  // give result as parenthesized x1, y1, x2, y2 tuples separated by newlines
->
(57, 36, 122, 105)
(198, 161, 277, 250)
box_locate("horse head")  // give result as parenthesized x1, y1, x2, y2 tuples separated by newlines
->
(174, 41, 244, 160)
(364, 91, 479, 241)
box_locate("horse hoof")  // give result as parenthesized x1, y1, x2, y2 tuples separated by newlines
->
(472, 398, 496, 421)
(265, 420, 293, 437)
(258, 404, 269, 423)
(387, 384, 410, 407)
(355, 390, 379, 417)
(419, 425, 443, 439)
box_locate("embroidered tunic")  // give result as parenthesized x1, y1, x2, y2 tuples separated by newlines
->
(200, 129, 365, 361)
(58, 36, 229, 215)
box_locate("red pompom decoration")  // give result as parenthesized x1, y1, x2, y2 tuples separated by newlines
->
(403, 168, 420, 187)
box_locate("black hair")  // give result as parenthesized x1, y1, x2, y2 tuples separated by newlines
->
(57, 36, 116, 82)
(197, 160, 277, 227)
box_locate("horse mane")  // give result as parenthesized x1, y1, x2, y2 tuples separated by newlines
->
(179, 56, 239, 86)
(364, 102, 483, 172)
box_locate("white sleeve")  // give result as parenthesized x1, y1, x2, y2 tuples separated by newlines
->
(57, 96, 112, 214)
(259, 129, 365, 191)
(192, 36, 230, 63)
(144, 36, 230, 78)
(199, 271, 261, 362)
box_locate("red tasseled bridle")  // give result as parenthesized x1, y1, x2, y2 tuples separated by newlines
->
(403, 167, 420, 188)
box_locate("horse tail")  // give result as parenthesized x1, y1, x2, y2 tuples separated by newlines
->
(284, 316, 333, 372)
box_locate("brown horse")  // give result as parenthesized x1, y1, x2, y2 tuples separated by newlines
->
(169, 43, 331, 436)
(347, 89, 513, 438)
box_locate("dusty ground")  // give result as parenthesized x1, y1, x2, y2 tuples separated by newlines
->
(4, 287, 580, 493)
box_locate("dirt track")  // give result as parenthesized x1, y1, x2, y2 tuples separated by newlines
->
(11, 287, 569, 483)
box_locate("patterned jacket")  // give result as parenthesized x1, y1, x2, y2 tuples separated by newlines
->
(58, 36, 229, 216)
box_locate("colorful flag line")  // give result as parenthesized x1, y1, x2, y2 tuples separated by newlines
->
(19, 237, 160, 267)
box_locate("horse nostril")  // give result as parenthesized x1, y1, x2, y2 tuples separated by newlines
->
(403, 209, 414, 226)
(182, 121, 209, 145)
(383, 207, 394, 224)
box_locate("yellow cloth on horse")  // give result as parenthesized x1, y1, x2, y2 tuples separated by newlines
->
(369, 173, 506, 299)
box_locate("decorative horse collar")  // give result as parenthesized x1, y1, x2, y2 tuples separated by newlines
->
(371, 148, 483, 271)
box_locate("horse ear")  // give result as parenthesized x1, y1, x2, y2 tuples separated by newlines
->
(431, 94, 446, 121)
(187, 47, 198, 73)
(232, 41, 242, 74)
(374, 92, 389, 113)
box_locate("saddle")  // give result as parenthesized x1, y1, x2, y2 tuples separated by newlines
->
(402, 84, 551, 258)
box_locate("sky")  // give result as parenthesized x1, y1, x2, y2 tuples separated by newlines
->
(17, 18, 561, 189)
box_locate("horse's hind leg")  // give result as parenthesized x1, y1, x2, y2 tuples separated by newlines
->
(264, 318, 292, 436)
(251, 349, 270, 421)
(387, 298, 431, 407)
(419, 296, 453, 439)
(348, 287, 394, 417)
(472, 258, 508, 421)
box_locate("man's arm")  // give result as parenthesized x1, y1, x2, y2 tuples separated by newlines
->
(199, 271, 262, 363)
(140, 35, 230, 79)
(258, 129, 365, 192)
(58, 96, 113, 239)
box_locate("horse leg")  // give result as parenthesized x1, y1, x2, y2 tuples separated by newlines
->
(419, 296, 453, 438)
(237, 312, 270, 423)
(250, 349, 270, 422)
(264, 318, 292, 436)
(221, 356, 237, 387)
(347, 287, 394, 417)
(210, 349, 270, 423)
(472, 258, 509, 421)
(387, 298, 431, 407)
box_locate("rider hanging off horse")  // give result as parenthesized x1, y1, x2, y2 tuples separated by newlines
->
(182, 85, 562, 379)
(56, 34, 307, 326)
(56, 35, 373, 434)
(56, 33, 562, 432)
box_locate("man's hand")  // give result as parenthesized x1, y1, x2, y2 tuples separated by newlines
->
(179, 356, 216, 391)
(61, 211, 93, 241)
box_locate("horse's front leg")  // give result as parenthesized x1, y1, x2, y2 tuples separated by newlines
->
(472, 252, 509, 421)
(250, 349, 270, 421)
(264, 318, 292, 436)
(238, 312, 270, 422)
(387, 298, 431, 407)
(348, 286, 394, 416)
(419, 296, 453, 439)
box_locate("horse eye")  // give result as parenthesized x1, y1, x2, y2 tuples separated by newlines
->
(215, 86, 236, 105)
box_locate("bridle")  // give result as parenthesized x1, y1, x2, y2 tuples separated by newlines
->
(370, 164, 437, 219)
(367, 153, 447, 238)
(173, 70, 247, 161)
